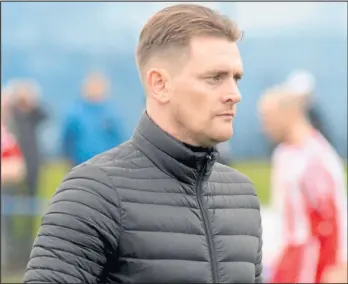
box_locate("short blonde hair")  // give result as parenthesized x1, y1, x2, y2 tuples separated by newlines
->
(136, 4, 243, 75)
(260, 85, 309, 110)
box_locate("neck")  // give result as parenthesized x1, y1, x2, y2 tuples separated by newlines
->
(146, 106, 204, 147)
(132, 112, 217, 185)
(286, 118, 314, 146)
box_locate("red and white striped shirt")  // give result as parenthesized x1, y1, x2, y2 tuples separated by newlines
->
(270, 130, 347, 283)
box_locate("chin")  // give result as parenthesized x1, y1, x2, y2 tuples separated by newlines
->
(267, 132, 283, 144)
(213, 129, 234, 143)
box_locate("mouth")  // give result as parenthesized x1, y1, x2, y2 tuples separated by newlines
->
(218, 113, 235, 118)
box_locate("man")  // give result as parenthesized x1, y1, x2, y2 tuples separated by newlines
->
(1, 122, 26, 274)
(23, 4, 263, 283)
(283, 70, 332, 144)
(1, 124, 26, 185)
(258, 84, 347, 283)
(8, 79, 47, 196)
(1, 95, 26, 185)
(3, 81, 47, 269)
(62, 71, 124, 167)
(264, 70, 332, 156)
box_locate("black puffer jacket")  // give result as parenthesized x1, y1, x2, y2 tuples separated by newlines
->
(23, 113, 263, 283)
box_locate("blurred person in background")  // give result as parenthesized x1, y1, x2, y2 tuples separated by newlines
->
(1, 123, 26, 274)
(264, 70, 331, 155)
(23, 4, 263, 283)
(1, 122, 26, 185)
(283, 70, 332, 144)
(1, 95, 26, 275)
(3, 80, 48, 269)
(62, 71, 124, 167)
(1, 91, 26, 185)
(258, 83, 347, 283)
(6, 80, 48, 197)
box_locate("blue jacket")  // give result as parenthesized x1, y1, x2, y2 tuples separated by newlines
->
(62, 99, 124, 165)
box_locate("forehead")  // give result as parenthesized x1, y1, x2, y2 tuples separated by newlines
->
(187, 36, 243, 72)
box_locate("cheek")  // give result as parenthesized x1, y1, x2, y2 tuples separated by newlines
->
(262, 119, 278, 134)
(174, 82, 212, 114)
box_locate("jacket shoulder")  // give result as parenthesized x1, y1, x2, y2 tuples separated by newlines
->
(86, 140, 139, 167)
(84, 140, 158, 180)
(212, 162, 254, 184)
(211, 162, 259, 205)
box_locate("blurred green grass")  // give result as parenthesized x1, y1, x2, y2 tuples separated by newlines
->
(36, 160, 274, 203)
(233, 161, 272, 204)
(37, 160, 70, 199)
(37, 159, 347, 205)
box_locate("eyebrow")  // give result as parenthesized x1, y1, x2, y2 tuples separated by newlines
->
(201, 69, 244, 78)
(234, 71, 244, 79)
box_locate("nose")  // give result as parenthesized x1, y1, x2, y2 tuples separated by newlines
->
(222, 89, 241, 104)
(221, 77, 242, 103)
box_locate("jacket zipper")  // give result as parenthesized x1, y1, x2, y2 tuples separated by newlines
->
(196, 154, 218, 283)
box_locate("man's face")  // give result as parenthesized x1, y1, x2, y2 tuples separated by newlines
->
(16, 86, 38, 110)
(84, 75, 108, 102)
(167, 37, 243, 147)
(258, 99, 292, 143)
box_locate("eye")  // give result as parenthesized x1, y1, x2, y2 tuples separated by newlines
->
(234, 74, 242, 84)
(213, 74, 223, 81)
(206, 74, 225, 85)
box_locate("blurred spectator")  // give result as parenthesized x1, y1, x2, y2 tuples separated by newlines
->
(2, 86, 28, 187)
(265, 70, 332, 155)
(258, 85, 347, 283)
(1, 96, 26, 274)
(283, 70, 332, 143)
(1, 124, 26, 186)
(6, 80, 47, 196)
(2, 80, 48, 269)
(62, 71, 124, 167)
(1, 87, 14, 128)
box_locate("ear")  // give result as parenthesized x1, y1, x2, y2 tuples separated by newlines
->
(146, 68, 170, 104)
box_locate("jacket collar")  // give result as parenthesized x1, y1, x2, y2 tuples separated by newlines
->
(131, 112, 218, 185)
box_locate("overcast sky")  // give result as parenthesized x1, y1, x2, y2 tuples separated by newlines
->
(2, 2, 347, 51)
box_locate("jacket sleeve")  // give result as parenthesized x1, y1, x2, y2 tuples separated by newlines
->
(255, 221, 263, 283)
(22, 164, 122, 284)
